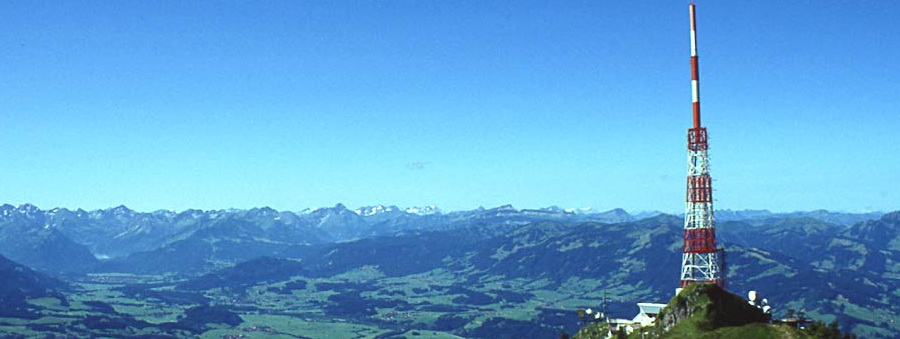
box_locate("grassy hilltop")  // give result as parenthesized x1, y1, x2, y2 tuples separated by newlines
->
(574, 284, 855, 339)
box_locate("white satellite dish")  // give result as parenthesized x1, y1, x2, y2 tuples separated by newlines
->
(586, 308, 593, 315)
(748, 291, 758, 302)
(762, 298, 768, 305)
(762, 305, 771, 313)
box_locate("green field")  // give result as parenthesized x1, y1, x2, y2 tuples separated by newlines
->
(0, 269, 608, 338)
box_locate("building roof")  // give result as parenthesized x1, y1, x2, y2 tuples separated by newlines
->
(637, 303, 667, 316)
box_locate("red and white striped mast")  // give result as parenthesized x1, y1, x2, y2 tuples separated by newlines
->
(680, 3, 724, 288)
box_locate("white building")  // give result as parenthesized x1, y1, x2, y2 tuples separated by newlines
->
(633, 303, 666, 326)
(606, 302, 667, 337)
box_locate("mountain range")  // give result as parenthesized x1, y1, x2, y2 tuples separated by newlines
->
(0, 203, 647, 274)
(0, 203, 881, 267)
(0, 203, 895, 338)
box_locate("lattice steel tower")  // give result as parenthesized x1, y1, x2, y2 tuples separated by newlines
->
(680, 3, 724, 288)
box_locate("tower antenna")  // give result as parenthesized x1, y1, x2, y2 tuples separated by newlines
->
(679, 3, 724, 288)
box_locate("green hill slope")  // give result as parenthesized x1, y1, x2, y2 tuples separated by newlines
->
(574, 284, 809, 339)
(655, 284, 779, 338)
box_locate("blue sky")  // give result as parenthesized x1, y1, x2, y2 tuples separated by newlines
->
(0, 1, 896, 213)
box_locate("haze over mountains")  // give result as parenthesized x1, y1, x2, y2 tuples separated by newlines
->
(0, 203, 896, 338)
(0, 203, 882, 272)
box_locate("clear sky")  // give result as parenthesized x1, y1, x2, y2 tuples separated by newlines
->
(0, 1, 897, 213)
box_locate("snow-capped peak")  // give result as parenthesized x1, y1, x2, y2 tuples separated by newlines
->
(564, 207, 593, 214)
(354, 205, 397, 216)
(405, 205, 441, 215)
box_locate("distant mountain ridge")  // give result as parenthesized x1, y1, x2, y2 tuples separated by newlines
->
(714, 209, 884, 226)
(0, 203, 885, 277)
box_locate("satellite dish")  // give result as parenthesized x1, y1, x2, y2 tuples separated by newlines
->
(595, 313, 602, 319)
(762, 298, 768, 305)
(748, 291, 758, 302)
(586, 308, 593, 315)
(762, 305, 771, 313)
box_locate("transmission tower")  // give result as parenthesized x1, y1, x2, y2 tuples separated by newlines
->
(680, 3, 724, 288)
